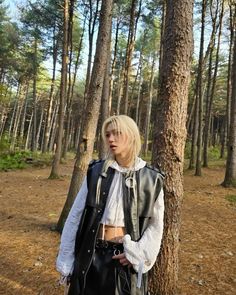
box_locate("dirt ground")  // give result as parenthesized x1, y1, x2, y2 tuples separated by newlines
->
(0, 161, 235, 295)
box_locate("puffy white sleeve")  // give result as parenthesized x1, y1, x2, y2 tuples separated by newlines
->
(123, 188, 164, 277)
(56, 177, 88, 276)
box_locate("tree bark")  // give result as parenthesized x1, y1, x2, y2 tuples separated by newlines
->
(143, 56, 155, 156)
(49, 0, 69, 178)
(203, 0, 224, 167)
(222, 6, 236, 187)
(42, 24, 58, 153)
(195, 0, 207, 176)
(150, 0, 193, 293)
(31, 36, 38, 152)
(57, 0, 113, 232)
(122, 0, 139, 114)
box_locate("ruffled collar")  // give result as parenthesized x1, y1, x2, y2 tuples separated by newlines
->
(110, 157, 146, 173)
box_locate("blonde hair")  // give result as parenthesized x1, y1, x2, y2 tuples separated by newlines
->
(101, 115, 141, 164)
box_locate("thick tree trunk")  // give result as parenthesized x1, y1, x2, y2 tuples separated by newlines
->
(57, 0, 113, 232)
(50, 0, 69, 178)
(150, 0, 193, 294)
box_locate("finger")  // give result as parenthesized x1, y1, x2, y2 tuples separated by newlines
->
(112, 253, 125, 259)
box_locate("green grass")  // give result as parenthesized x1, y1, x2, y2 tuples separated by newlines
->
(0, 151, 53, 171)
(225, 195, 236, 205)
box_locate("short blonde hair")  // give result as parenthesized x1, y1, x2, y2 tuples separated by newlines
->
(101, 115, 141, 163)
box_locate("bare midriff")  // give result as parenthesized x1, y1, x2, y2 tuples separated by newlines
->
(98, 224, 126, 243)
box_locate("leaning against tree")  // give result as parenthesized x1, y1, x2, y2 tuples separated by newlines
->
(56, 115, 165, 295)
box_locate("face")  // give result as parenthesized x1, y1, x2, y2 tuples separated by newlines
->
(105, 124, 129, 158)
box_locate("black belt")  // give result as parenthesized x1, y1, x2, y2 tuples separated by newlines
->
(96, 239, 123, 255)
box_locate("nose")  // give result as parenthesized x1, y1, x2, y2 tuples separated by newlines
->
(108, 133, 115, 142)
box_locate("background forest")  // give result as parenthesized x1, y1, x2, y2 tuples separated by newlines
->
(0, 0, 236, 294)
(0, 0, 234, 169)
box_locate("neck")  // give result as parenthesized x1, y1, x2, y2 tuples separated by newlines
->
(115, 155, 134, 168)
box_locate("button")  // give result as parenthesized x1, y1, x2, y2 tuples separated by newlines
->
(82, 270, 85, 274)
(102, 192, 106, 195)
(88, 249, 91, 253)
(92, 229, 95, 233)
(98, 210, 101, 213)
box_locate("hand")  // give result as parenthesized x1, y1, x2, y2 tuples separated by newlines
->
(112, 253, 132, 267)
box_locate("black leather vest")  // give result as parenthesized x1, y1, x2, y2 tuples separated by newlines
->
(72, 160, 164, 295)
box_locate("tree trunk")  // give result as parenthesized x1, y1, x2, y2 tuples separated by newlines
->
(99, 22, 112, 158)
(203, 0, 224, 167)
(122, 0, 139, 114)
(62, 0, 75, 160)
(223, 30, 236, 186)
(56, 0, 113, 232)
(188, 90, 199, 169)
(143, 56, 155, 156)
(25, 110, 33, 150)
(8, 84, 20, 138)
(150, 0, 193, 294)
(226, 2, 235, 146)
(48, 100, 59, 152)
(83, 0, 100, 103)
(195, 0, 207, 176)
(49, 0, 69, 178)
(36, 104, 44, 150)
(31, 37, 38, 152)
(19, 84, 29, 146)
(108, 16, 120, 115)
(42, 24, 58, 153)
(11, 83, 27, 150)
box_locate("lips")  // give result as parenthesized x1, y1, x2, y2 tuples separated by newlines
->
(110, 145, 117, 149)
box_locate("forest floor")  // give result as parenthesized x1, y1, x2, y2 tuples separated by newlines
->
(0, 160, 236, 295)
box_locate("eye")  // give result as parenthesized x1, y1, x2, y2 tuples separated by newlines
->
(114, 131, 121, 136)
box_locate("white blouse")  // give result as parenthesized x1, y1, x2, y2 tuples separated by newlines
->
(56, 158, 164, 285)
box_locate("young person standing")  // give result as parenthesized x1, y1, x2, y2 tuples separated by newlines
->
(56, 115, 164, 295)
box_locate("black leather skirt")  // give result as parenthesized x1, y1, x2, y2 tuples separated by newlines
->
(68, 239, 131, 295)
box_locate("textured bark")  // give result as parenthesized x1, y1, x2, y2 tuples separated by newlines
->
(99, 22, 112, 158)
(57, 0, 113, 232)
(50, 0, 69, 178)
(150, 0, 193, 293)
